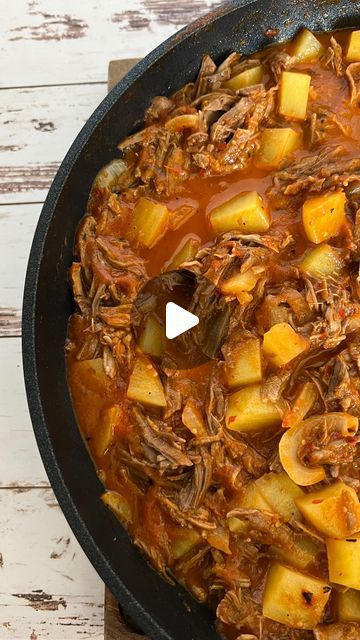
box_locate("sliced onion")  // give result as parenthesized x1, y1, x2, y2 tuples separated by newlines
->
(279, 413, 358, 486)
(90, 158, 127, 195)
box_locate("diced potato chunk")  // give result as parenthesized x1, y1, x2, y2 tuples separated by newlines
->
(300, 244, 344, 278)
(302, 190, 347, 244)
(241, 481, 271, 511)
(278, 71, 311, 120)
(127, 355, 166, 408)
(263, 322, 309, 368)
(346, 30, 360, 62)
(295, 481, 360, 539)
(228, 517, 249, 534)
(226, 383, 283, 432)
(138, 315, 166, 358)
(337, 589, 360, 622)
(93, 405, 121, 457)
(224, 64, 263, 92)
(170, 528, 200, 560)
(221, 268, 264, 296)
(282, 382, 318, 429)
(292, 28, 324, 62)
(169, 205, 197, 231)
(166, 237, 200, 271)
(101, 490, 133, 524)
(209, 191, 270, 235)
(72, 358, 107, 393)
(225, 338, 263, 388)
(228, 483, 270, 533)
(256, 128, 302, 169)
(205, 528, 231, 554)
(327, 534, 360, 589)
(132, 197, 169, 248)
(165, 114, 199, 131)
(263, 563, 331, 629)
(182, 399, 206, 436)
(270, 535, 318, 571)
(256, 472, 304, 521)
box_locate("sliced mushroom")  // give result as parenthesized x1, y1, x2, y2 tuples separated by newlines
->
(279, 413, 358, 486)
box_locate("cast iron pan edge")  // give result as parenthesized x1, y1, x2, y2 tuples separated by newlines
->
(22, 1, 360, 638)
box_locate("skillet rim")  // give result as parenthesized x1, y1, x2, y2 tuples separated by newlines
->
(22, 2, 255, 637)
(22, 0, 359, 638)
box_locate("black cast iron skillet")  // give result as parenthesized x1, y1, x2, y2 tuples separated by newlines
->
(23, 1, 360, 638)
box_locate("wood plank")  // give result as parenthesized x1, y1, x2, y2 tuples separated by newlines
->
(0, 486, 104, 638)
(0, 203, 40, 336)
(0, 84, 105, 204)
(104, 589, 146, 640)
(108, 59, 141, 93)
(0, 338, 49, 487)
(0, 0, 221, 88)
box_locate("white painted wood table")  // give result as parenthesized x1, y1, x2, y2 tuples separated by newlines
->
(0, 1, 222, 638)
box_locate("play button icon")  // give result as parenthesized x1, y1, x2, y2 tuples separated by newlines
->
(165, 302, 199, 340)
(131, 268, 230, 370)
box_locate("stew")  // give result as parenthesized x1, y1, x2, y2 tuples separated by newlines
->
(67, 28, 360, 640)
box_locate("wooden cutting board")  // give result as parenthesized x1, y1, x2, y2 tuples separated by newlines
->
(104, 58, 148, 640)
(108, 58, 142, 92)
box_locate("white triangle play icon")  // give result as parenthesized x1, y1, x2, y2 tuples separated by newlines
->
(165, 302, 199, 340)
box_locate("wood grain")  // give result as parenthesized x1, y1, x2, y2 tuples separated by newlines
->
(0, 84, 105, 204)
(1, 2, 228, 637)
(0, 486, 104, 639)
(104, 589, 146, 640)
(0, 0, 222, 87)
(0, 203, 41, 335)
(0, 339, 48, 487)
(108, 59, 141, 92)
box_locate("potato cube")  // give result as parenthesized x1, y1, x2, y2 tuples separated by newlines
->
(182, 399, 206, 436)
(302, 190, 347, 244)
(209, 191, 270, 234)
(228, 517, 249, 534)
(296, 481, 360, 539)
(169, 205, 197, 231)
(221, 269, 262, 296)
(241, 481, 271, 511)
(228, 483, 270, 533)
(205, 528, 231, 554)
(263, 563, 331, 629)
(256, 472, 304, 521)
(127, 355, 166, 408)
(138, 315, 166, 358)
(270, 535, 318, 571)
(292, 28, 324, 62)
(93, 405, 121, 457)
(346, 30, 360, 62)
(166, 236, 200, 271)
(278, 71, 311, 120)
(256, 128, 302, 169)
(224, 64, 263, 92)
(225, 338, 263, 388)
(132, 197, 169, 248)
(226, 383, 282, 432)
(327, 535, 360, 589)
(72, 358, 107, 393)
(101, 490, 133, 524)
(337, 589, 360, 622)
(170, 528, 200, 560)
(263, 322, 309, 368)
(300, 244, 344, 278)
